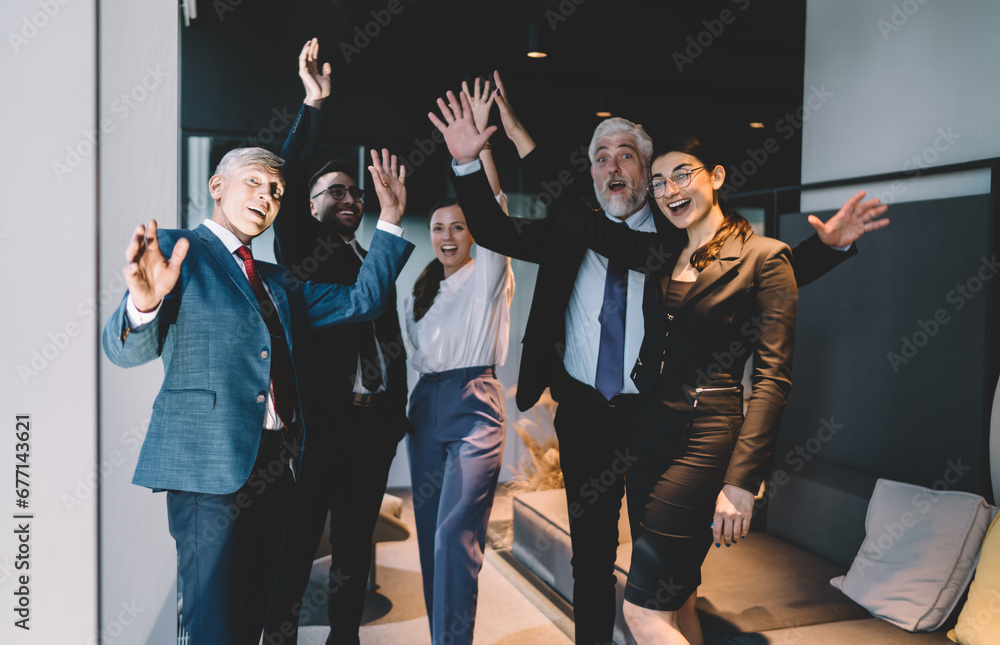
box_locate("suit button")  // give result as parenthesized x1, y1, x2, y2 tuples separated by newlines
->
(257, 394, 265, 403)
(261, 350, 269, 359)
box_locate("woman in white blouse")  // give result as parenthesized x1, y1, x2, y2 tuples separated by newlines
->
(403, 79, 515, 645)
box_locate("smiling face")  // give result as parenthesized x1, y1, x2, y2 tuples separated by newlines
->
(310, 170, 363, 240)
(651, 151, 725, 231)
(209, 163, 284, 244)
(430, 204, 473, 278)
(591, 133, 649, 219)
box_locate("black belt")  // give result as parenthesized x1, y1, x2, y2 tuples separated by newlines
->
(562, 374, 638, 408)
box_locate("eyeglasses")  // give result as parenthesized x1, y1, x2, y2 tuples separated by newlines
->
(311, 183, 365, 201)
(647, 167, 706, 198)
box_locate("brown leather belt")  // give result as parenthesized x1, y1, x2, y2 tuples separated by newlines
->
(352, 392, 384, 407)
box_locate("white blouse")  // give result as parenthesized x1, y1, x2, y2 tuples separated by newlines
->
(404, 243, 514, 375)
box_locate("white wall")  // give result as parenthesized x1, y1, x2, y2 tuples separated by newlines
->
(1, 0, 99, 641)
(97, 0, 179, 642)
(801, 0, 1000, 211)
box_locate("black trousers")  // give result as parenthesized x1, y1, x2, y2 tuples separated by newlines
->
(168, 429, 294, 645)
(553, 377, 636, 645)
(264, 399, 404, 645)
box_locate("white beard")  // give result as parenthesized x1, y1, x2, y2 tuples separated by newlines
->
(595, 180, 646, 218)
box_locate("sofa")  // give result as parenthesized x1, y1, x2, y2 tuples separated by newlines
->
(511, 459, 966, 644)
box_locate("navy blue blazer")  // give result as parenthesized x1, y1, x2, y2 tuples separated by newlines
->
(102, 223, 413, 494)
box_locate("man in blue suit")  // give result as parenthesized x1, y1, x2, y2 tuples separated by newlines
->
(102, 145, 413, 644)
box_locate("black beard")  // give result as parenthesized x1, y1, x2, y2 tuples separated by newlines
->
(319, 209, 362, 238)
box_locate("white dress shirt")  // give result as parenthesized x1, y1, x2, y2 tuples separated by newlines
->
(563, 204, 656, 396)
(126, 218, 404, 428)
(404, 243, 514, 375)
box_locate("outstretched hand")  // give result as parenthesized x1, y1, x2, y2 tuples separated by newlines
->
(808, 190, 889, 248)
(428, 90, 497, 165)
(299, 37, 331, 107)
(713, 483, 754, 547)
(123, 220, 188, 312)
(462, 77, 496, 135)
(368, 148, 406, 226)
(492, 70, 535, 158)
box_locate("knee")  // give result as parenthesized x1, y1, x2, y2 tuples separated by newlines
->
(623, 600, 678, 637)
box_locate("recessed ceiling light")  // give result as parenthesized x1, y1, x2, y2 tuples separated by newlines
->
(527, 51, 548, 58)
(596, 111, 612, 117)
(749, 121, 765, 129)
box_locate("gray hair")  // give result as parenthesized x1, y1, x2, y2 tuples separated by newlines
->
(213, 147, 285, 178)
(588, 117, 654, 166)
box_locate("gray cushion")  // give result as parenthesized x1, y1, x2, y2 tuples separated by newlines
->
(726, 618, 954, 644)
(831, 479, 997, 632)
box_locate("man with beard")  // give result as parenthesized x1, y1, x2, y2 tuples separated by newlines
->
(432, 81, 879, 645)
(264, 39, 410, 645)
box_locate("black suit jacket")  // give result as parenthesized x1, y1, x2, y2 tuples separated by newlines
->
(273, 104, 408, 420)
(553, 202, 800, 491)
(451, 148, 855, 415)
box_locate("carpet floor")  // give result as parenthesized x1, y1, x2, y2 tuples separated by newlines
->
(294, 487, 573, 645)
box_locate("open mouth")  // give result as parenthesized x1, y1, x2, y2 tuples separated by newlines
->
(248, 205, 267, 219)
(337, 208, 359, 218)
(666, 199, 691, 216)
(440, 244, 459, 258)
(607, 179, 627, 194)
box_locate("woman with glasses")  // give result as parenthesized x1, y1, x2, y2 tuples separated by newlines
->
(549, 136, 886, 644)
(405, 79, 515, 645)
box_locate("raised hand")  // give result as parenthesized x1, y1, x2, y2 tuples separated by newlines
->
(123, 220, 189, 312)
(492, 70, 535, 158)
(462, 77, 496, 134)
(368, 148, 406, 225)
(299, 37, 331, 108)
(427, 90, 497, 165)
(808, 190, 889, 248)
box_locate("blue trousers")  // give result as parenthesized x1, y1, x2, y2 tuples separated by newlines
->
(407, 366, 505, 645)
(167, 429, 294, 645)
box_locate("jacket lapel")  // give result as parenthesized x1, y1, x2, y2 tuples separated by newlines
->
(196, 224, 261, 312)
(679, 231, 749, 309)
(195, 224, 294, 347)
(259, 267, 295, 355)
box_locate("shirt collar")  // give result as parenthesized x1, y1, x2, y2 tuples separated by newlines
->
(203, 218, 250, 255)
(605, 201, 652, 231)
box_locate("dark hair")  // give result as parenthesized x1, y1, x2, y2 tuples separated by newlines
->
(653, 135, 752, 271)
(411, 198, 461, 322)
(309, 159, 357, 194)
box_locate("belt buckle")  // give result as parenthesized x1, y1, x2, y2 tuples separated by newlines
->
(352, 393, 375, 407)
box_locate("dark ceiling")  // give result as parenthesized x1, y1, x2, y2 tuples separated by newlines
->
(182, 0, 807, 210)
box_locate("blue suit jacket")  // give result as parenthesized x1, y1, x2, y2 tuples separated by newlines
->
(103, 223, 413, 494)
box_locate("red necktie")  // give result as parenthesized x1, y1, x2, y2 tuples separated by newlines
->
(236, 245, 297, 429)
